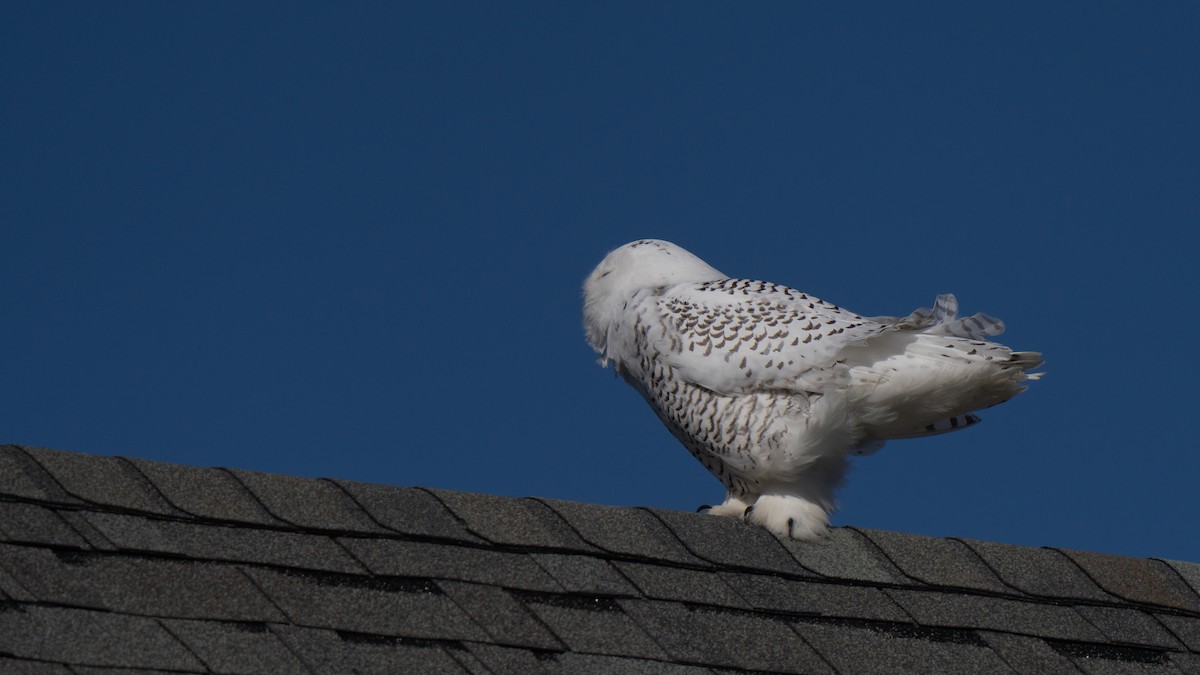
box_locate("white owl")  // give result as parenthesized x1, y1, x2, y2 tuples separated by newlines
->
(583, 239, 1042, 539)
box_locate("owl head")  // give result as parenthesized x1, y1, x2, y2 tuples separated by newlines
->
(583, 239, 726, 361)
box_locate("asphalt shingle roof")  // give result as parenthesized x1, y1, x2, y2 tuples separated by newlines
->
(2, 443, 1200, 674)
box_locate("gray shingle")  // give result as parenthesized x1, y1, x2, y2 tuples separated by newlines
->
(886, 588, 1107, 642)
(720, 572, 910, 622)
(332, 480, 485, 544)
(0, 446, 80, 503)
(0, 656, 75, 674)
(161, 619, 309, 674)
(536, 498, 706, 566)
(1155, 612, 1200, 652)
(0, 603, 46, 660)
(1157, 558, 1200, 599)
(243, 566, 488, 641)
(4, 445, 1199, 675)
(615, 561, 748, 607)
(1170, 652, 1200, 675)
(649, 507, 813, 576)
(0, 605, 204, 670)
(1074, 605, 1184, 650)
(522, 596, 669, 660)
(549, 653, 715, 674)
(1068, 663, 1166, 675)
(52, 510, 116, 550)
(125, 459, 283, 526)
(20, 448, 180, 516)
(90, 661, 185, 675)
(446, 646, 491, 675)
(424, 489, 583, 550)
(1, 545, 118, 608)
(0, 502, 89, 548)
(340, 537, 562, 592)
(1055, 548, 1200, 612)
(855, 528, 1009, 593)
(0, 564, 34, 601)
(532, 553, 639, 596)
(777, 527, 910, 584)
(271, 624, 468, 674)
(959, 538, 1113, 602)
(83, 511, 367, 573)
(518, 498, 608, 554)
(976, 630, 1083, 673)
(620, 599, 832, 673)
(794, 619, 1012, 675)
(438, 580, 565, 650)
(227, 471, 388, 534)
(0, 545, 284, 621)
(463, 643, 551, 675)
(266, 625, 350, 671)
(1057, 646, 1176, 675)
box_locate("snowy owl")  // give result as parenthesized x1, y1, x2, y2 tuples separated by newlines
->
(583, 239, 1042, 539)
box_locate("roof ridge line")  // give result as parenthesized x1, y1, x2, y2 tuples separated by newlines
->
(943, 534, 1047, 597)
(1046, 545, 1200, 615)
(110, 457, 191, 519)
(6, 445, 1196, 564)
(5, 445, 83, 505)
(1148, 555, 1200, 606)
(11, 491, 1200, 616)
(639, 504, 830, 580)
(521, 495, 618, 555)
(217, 467, 304, 529)
(319, 478, 406, 537)
(412, 487, 485, 540)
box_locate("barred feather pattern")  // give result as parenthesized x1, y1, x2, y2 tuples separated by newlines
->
(583, 239, 1043, 539)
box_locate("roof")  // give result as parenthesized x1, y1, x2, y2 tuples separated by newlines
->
(1, 444, 1199, 674)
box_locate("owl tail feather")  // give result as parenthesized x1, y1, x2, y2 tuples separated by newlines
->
(873, 294, 1008, 341)
(886, 413, 983, 440)
(1005, 351, 1045, 378)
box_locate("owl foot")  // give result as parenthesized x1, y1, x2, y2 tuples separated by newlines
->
(743, 494, 830, 540)
(703, 494, 754, 518)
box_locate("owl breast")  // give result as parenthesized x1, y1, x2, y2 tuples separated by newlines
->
(630, 356, 812, 496)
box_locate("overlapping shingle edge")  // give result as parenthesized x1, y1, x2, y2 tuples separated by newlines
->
(2, 444, 1199, 674)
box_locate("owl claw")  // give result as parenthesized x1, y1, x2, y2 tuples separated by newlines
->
(742, 505, 755, 519)
(696, 504, 712, 513)
(743, 495, 829, 540)
(703, 496, 755, 518)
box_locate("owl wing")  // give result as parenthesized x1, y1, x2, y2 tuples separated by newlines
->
(643, 278, 889, 396)
(645, 281, 1011, 397)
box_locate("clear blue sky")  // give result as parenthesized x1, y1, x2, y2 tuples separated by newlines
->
(4, 3, 1198, 562)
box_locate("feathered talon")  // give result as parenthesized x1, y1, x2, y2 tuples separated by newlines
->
(696, 504, 712, 513)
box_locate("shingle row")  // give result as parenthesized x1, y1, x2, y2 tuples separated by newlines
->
(4, 444, 1200, 675)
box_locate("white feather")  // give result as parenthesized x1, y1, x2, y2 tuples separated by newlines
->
(583, 239, 1043, 539)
